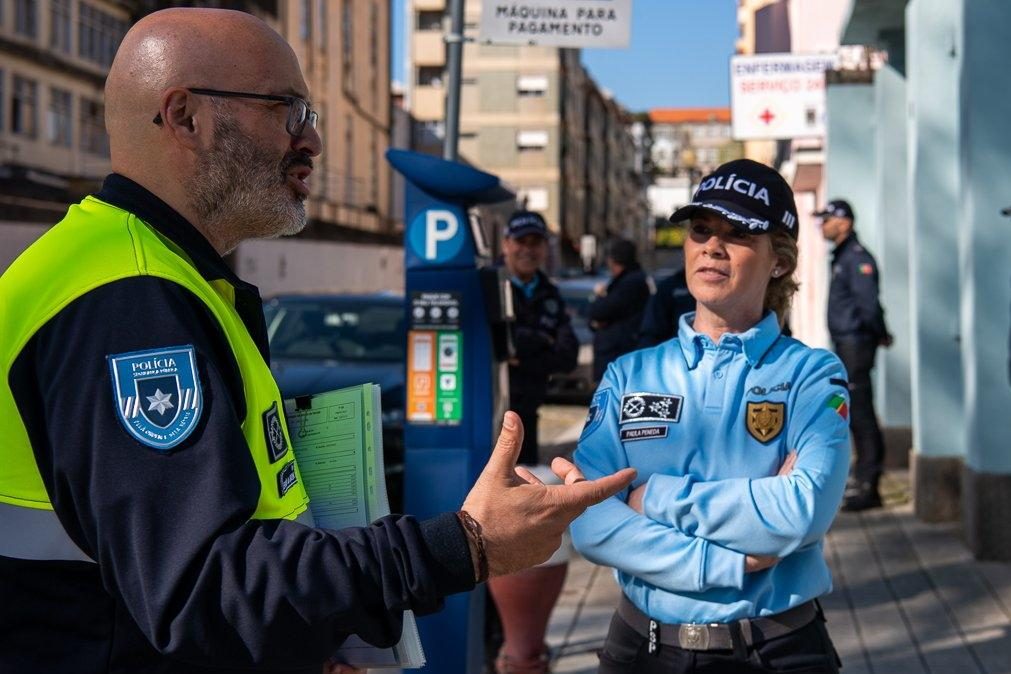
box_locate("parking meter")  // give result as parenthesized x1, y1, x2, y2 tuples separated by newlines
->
(386, 149, 514, 674)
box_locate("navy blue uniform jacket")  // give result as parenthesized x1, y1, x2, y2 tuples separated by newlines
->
(828, 234, 889, 342)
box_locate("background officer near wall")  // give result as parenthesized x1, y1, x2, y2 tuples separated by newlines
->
(817, 199, 893, 512)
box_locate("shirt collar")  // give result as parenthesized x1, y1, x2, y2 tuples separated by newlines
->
(94, 173, 249, 289)
(510, 272, 540, 299)
(678, 311, 782, 369)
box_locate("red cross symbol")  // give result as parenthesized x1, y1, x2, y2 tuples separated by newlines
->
(759, 108, 776, 125)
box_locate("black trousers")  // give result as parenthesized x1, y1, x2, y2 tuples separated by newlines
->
(597, 611, 841, 674)
(834, 338, 886, 485)
(512, 399, 540, 466)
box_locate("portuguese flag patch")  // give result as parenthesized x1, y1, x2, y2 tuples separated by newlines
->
(827, 393, 849, 420)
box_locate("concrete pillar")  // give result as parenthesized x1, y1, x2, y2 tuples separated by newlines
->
(958, 0, 1011, 561)
(906, 0, 964, 522)
(873, 61, 913, 460)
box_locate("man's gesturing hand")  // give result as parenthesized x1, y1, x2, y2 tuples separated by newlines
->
(461, 411, 636, 578)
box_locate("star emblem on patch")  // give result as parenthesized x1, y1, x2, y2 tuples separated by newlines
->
(146, 389, 174, 415)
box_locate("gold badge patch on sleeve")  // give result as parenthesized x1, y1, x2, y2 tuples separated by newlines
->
(746, 401, 785, 443)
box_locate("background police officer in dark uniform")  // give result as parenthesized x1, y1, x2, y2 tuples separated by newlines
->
(501, 211, 579, 467)
(638, 268, 695, 347)
(588, 239, 651, 381)
(487, 210, 579, 673)
(817, 199, 893, 511)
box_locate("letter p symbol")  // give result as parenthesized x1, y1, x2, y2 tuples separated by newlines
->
(425, 210, 459, 260)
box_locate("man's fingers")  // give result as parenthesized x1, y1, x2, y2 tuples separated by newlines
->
(515, 466, 544, 485)
(483, 411, 525, 477)
(550, 456, 586, 485)
(557, 468, 637, 509)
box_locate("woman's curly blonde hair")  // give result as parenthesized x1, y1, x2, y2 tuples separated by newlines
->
(764, 229, 800, 325)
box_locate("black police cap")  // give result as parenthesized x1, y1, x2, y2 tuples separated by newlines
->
(813, 199, 854, 220)
(669, 159, 800, 239)
(505, 210, 548, 239)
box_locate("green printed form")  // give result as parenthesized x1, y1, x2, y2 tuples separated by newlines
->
(284, 384, 426, 669)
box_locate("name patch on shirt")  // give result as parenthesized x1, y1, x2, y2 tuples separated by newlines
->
(108, 345, 203, 452)
(620, 425, 669, 442)
(619, 393, 683, 425)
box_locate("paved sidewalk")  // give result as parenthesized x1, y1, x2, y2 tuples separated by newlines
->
(544, 483, 1011, 674)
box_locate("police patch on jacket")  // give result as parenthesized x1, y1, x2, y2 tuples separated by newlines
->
(263, 401, 288, 463)
(108, 345, 202, 452)
(619, 393, 683, 424)
(277, 460, 298, 497)
(746, 400, 785, 443)
(580, 389, 610, 440)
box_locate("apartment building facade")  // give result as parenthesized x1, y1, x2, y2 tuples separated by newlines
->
(405, 0, 648, 268)
(0, 0, 127, 249)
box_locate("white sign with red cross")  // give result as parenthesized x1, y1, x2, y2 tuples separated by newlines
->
(730, 53, 837, 141)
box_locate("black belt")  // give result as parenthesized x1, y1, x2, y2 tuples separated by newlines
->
(617, 595, 818, 653)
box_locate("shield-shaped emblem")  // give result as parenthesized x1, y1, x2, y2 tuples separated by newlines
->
(746, 401, 785, 443)
(108, 345, 202, 452)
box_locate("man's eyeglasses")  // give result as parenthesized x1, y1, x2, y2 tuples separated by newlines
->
(152, 88, 319, 138)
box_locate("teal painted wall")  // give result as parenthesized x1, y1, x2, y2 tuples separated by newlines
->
(906, 0, 963, 459)
(959, 0, 1011, 474)
(874, 63, 912, 428)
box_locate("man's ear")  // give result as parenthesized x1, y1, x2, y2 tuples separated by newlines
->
(158, 88, 207, 150)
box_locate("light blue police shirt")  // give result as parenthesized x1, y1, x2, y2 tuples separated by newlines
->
(570, 311, 851, 624)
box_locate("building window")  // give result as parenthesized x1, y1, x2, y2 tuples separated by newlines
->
(15, 0, 37, 37)
(369, 2, 378, 104)
(516, 130, 549, 151)
(417, 10, 442, 31)
(50, 0, 72, 53)
(315, 0, 327, 50)
(80, 98, 108, 156)
(48, 87, 73, 146)
(300, 0, 311, 41)
(418, 66, 443, 87)
(342, 1, 353, 90)
(12, 76, 38, 138)
(344, 113, 354, 204)
(517, 187, 549, 212)
(517, 75, 548, 97)
(79, 3, 127, 68)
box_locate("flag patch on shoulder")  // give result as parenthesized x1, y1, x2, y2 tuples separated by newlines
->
(826, 393, 849, 420)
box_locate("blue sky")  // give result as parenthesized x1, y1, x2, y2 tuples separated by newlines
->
(391, 0, 739, 112)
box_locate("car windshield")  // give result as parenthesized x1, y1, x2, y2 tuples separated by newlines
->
(266, 299, 405, 362)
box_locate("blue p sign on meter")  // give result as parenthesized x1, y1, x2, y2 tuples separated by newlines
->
(406, 205, 475, 268)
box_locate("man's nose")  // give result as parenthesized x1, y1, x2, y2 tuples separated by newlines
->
(293, 121, 323, 157)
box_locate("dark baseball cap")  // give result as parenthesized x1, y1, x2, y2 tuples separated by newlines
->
(505, 210, 548, 239)
(813, 199, 854, 220)
(669, 159, 800, 239)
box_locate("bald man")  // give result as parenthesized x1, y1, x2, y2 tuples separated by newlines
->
(0, 9, 633, 674)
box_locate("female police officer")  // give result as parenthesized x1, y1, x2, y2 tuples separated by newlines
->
(571, 159, 850, 673)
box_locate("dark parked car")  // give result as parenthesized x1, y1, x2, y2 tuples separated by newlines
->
(264, 293, 406, 511)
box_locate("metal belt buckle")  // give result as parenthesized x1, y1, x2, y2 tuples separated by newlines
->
(678, 623, 710, 651)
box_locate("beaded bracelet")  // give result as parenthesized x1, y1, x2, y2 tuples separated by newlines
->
(456, 510, 489, 583)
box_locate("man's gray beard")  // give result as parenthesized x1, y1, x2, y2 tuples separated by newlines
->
(188, 114, 307, 246)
